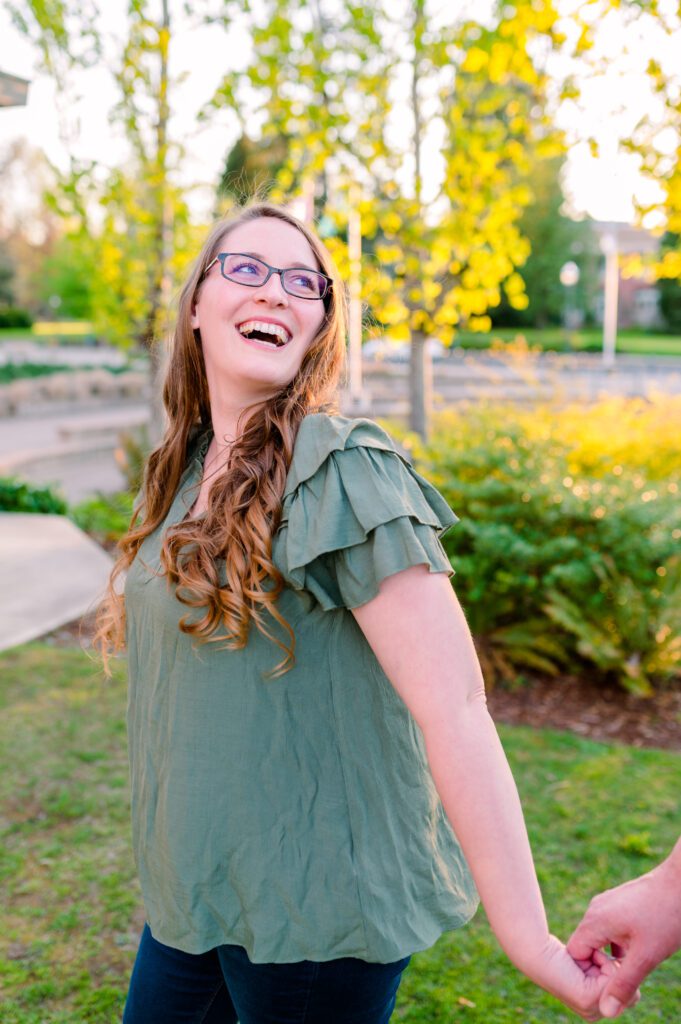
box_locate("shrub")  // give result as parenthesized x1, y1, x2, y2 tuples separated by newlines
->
(0, 477, 68, 514)
(114, 427, 152, 494)
(70, 491, 135, 546)
(0, 363, 71, 384)
(387, 395, 681, 694)
(0, 307, 33, 328)
(0, 363, 130, 384)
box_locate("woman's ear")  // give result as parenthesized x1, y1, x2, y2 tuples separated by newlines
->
(190, 303, 200, 330)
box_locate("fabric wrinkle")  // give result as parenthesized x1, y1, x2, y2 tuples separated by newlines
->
(124, 412, 479, 963)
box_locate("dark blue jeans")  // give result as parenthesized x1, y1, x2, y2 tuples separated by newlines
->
(123, 923, 411, 1024)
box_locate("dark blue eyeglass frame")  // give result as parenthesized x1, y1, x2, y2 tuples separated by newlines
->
(204, 252, 332, 301)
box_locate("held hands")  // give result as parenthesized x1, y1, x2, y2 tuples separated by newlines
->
(567, 857, 681, 1019)
(517, 934, 635, 1022)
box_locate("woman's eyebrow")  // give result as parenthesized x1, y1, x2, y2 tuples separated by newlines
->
(242, 250, 318, 271)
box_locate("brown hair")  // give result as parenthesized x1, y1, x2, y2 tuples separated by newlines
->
(94, 202, 347, 677)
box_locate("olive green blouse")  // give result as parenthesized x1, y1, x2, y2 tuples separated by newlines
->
(125, 413, 478, 963)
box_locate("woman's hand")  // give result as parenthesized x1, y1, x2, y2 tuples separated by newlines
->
(519, 934, 639, 1021)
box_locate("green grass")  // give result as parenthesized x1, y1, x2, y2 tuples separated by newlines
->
(0, 645, 679, 1022)
(0, 327, 35, 341)
(454, 327, 681, 356)
(0, 363, 131, 384)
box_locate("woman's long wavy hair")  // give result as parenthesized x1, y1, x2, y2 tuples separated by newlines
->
(94, 202, 347, 678)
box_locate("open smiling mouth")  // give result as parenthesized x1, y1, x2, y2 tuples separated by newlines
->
(237, 320, 292, 348)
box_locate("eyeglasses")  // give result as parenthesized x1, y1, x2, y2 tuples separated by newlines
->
(204, 253, 332, 301)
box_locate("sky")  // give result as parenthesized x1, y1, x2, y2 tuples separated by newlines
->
(0, 1, 677, 230)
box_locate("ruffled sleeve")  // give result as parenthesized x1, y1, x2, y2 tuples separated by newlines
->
(272, 414, 458, 611)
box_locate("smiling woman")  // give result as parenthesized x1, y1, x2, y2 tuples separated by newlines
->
(96, 203, 345, 673)
(91, 202, 621, 1024)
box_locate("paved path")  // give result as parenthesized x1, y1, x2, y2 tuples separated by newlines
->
(0, 403, 143, 652)
(0, 513, 114, 652)
(0, 402, 149, 503)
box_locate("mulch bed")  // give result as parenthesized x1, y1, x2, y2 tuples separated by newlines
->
(487, 674, 681, 752)
(40, 615, 681, 753)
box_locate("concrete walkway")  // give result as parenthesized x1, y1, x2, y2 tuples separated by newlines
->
(0, 401, 143, 653)
(0, 513, 114, 652)
(0, 402, 148, 503)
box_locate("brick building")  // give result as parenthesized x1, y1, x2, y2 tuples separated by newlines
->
(591, 221, 663, 330)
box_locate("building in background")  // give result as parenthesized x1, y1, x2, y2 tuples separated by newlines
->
(0, 71, 29, 108)
(591, 221, 663, 330)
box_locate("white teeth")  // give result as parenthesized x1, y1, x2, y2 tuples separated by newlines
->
(237, 320, 292, 346)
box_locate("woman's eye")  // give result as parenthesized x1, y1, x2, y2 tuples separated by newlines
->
(291, 272, 315, 290)
(232, 261, 260, 275)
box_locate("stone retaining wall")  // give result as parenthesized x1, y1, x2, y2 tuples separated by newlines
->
(0, 370, 150, 416)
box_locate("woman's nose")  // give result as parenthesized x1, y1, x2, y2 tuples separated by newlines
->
(255, 272, 289, 304)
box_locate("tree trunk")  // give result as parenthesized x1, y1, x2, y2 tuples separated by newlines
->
(144, 0, 171, 444)
(408, 0, 431, 440)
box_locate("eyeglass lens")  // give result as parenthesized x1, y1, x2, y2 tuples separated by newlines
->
(220, 254, 328, 299)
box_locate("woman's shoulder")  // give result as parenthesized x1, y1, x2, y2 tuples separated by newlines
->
(284, 413, 402, 497)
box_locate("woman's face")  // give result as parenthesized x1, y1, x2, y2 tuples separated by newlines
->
(191, 217, 327, 407)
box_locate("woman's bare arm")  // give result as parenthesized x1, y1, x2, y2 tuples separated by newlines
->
(351, 564, 621, 1018)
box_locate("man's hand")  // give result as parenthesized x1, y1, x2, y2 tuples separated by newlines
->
(568, 845, 681, 1019)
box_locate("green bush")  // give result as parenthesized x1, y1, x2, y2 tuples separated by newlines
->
(70, 491, 135, 546)
(0, 307, 33, 328)
(0, 363, 71, 383)
(0, 363, 130, 384)
(388, 396, 681, 695)
(115, 427, 152, 494)
(0, 477, 68, 514)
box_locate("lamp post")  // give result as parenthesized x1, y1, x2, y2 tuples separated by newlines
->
(600, 231, 619, 369)
(559, 260, 580, 330)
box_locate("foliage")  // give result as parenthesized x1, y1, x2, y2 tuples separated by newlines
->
(589, 3, 681, 286)
(0, 363, 126, 383)
(32, 234, 95, 320)
(0, 307, 33, 329)
(490, 156, 599, 329)
(70, 490, 135, 546)
(630, 5, 681, 247)
(0, 252, 16, 306)
(388, 394, 681, 694)
(0, 477, 67, 514)
(658, 233, 681, 331)
(0, 363, 68, 383)
(219, 131, 292, 204)
(114, 428, 152, 495)
(69, 435, 147, 547)
(207, 0, 592, 346)
(11, 1, 205, 352)
(1, 643, 680, 1022)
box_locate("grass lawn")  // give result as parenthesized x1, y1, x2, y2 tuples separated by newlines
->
(454, 327, 681, 357)
(1, 644, 679, 1023)
(0, 328, 35, 342)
